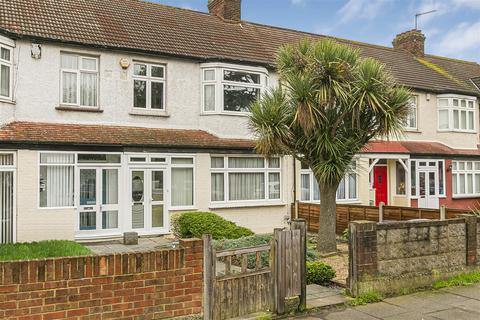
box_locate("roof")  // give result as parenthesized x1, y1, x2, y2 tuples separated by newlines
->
(1, 0, 479, 96)
(363, 141, 480, 157)
(0, 122, 255, 150)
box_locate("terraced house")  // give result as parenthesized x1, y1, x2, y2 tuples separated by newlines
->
(0, 0, 479, 243)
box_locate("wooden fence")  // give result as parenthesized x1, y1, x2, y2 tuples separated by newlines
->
(203, 221, 307, 319)
(293, 202, 471, 234)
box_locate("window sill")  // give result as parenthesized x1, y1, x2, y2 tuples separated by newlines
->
(56, 105, 103, 113)
(452, 195, 480, 199)
(0, 98, 15, 105)
(209, 201, 286, 209)
(201, 112, 250, 117)
(437, 129, 477, 134)
(405, 129, 421, 133)
(129, 109, 169, 117)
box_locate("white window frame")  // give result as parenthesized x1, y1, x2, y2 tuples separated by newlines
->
(0, 40, 14, 101)
(452, 160, 480, 198)
(60, 53, 99, 108)
(0, 151, 16, 243)
(409, 159, 446, 199)
(437, 94, 477, 133)
(170, 156, 196, 210)
(132, 62, 166, 111)
(403, 96, 418, 130)
(300, 163, 358, 203)
(201, 63, 268, 115)
(210, 155, 281, 206)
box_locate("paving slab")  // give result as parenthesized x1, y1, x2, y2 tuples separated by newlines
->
(427, 307, 480, 320)
(306, 284, 348, 309)
(444, 285, 480, 300)
(382, 311, 439, 320)
(354, 301, 409, 318)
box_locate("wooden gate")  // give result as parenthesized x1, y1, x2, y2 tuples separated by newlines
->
(203, 220, 306, 319)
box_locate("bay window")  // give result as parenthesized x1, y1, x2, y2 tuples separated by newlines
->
(60, 53, 98, 107)
(133, 62, 165, 110)
(300, 162, 357, 202)
(437, 95, 476, 132)
(0, 43, 12, 99)
(452, 161, 480, 198)
(210, 156, 281, 203)
(39, 153, 75, 208)
(171, 157, 194, 207)
(201, 64, 267, 114)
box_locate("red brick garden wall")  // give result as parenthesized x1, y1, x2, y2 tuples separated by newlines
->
(0, 238, 203, 320)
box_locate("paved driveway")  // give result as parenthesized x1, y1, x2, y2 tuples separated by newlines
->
(294, 284, 480, 320)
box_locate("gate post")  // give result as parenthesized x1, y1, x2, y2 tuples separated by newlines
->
(203, 234, 215, 320)
(291, 219, 307, 311)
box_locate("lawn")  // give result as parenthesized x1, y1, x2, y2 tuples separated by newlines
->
(0, 240, 93, 261)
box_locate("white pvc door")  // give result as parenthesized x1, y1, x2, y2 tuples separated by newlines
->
(418, 170, 439, 209)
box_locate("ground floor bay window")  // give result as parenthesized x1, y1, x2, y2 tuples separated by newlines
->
(300, 162, 357, 203)
(210, 156, 281, 204)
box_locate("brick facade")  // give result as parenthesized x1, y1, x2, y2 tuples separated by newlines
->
(392, 29, 426, 57)
(208, 0, 241, 21)
(0, 239, 203, 320)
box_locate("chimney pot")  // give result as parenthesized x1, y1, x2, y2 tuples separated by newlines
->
(208, 0, 241, 21)
(392, 29, 426, 57)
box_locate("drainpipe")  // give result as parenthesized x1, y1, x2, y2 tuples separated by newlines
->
(293, 156, 298, 219)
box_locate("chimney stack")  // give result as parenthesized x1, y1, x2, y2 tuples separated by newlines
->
(392, 29, 426, 57)
(208, 0, 241, 21)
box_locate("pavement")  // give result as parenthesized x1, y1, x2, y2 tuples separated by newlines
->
(83, 236, 175, 254)
(293, 283, 480, 320)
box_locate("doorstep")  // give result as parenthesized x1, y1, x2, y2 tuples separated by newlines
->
(83, 235, 175, 254)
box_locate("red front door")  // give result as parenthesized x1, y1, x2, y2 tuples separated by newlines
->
(374, 166, 388, 206)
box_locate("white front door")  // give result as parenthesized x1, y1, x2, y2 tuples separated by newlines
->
(130, 169, 168, 234)
(418, 169, 439, 209)
(77, 168, 120, 235)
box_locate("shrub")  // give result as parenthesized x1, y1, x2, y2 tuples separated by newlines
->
(348, 291, 384, 306)
(171, 211, 254, 240)
(306, 261, 336, 285)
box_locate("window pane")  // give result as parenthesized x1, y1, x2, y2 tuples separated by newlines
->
(151, 65, 164, 78)
(80, 169, 96, 206)
(39, 165, 74, 207)
(172, 158, 194, 165)
(211, 173, 224, 201)
(467, 174, 473, 194)
(151, 81, 164, 109)
(102, 211, 118, 229)
(453, 110, 459, 129)
(40, 153, 75, 164)
(301, 174, 310, 201)
(459, 174, 465, 194)
(461, 110, 467, 129)
(223, 85, 260, 112)
(0, 64, 10, 97)
(349, 173, 357, 199)
(0, 153, 13, 166)
(438, 110, 449, 129)
(172, 168, 193, 206)
(268, 172, 280, 199)
(152, 205, 164, 228)
(229, 172, 265, 201)
(223, 70, 260, 84)
(78, 154, 121, 163)
(81, 58, 97, 71)
(134, 80, 147, 108)
(467, 162, 473, 170)
(268, 158, 280, 168)
(459, 162, 465, 170)
(410, 161, 416, 196)
(80, 73, 97, 106)
(228, 157, 264, 168)
(438, 161, 444, 195)
(438, 99, 448, 107)
(313, 178, 320, 201)
(396, 162, 406, 195)
(468, 111, 474, 130)
(453, 99, 459, 106)
(204, 85, 215, 111)
(461, 100, 466, 108)
(152, 171, 164, 202)
(337, 178, 346, 199)
(61, 54, 78, 69)
(62, 72, 77, 104)
(476, 174, 480, 194)
(102, 169, 118, 205)
(468, 101, 474, 108)
(211, 157, 224, 168)
(0, 48, 10, 61)
(453, 174, 457, 194)
(80, 212, 96, 230)
(134, 64, 147, 76)
(204, 69, 215, 81)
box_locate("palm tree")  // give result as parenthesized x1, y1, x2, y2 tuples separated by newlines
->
(249, 39, 411, 253)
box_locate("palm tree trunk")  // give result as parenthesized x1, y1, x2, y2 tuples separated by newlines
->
(316, 181, 339, 253)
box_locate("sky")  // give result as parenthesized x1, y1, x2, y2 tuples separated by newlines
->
(152, 0, 480, 62)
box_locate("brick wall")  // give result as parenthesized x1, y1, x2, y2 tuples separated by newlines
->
(0, 238, 203, 319)
(348, 217, 480, 297)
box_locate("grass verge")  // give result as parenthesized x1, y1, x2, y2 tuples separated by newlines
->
(433, 271, 480, 289)
(0, 240, 92, 261)
(348, 291, 384, 306)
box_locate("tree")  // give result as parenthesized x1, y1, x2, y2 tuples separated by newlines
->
(249, 39, 411, 253)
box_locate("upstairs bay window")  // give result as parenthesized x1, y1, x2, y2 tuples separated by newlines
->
(202, 64, 267, 114)
(211, 156, 280, 203)
(301, 162, 357, 202)
(0, 44, 12, 100)
(133, 62, 165, 110)
(438, 95, 476, 132)
(61, 53, 98, 107)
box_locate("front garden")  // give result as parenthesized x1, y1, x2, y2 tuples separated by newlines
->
(0, 240, 92, 261)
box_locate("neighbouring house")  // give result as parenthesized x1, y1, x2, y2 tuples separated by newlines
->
(0, 0, 479, 244)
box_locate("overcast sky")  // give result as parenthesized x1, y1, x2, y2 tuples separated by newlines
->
(153, 0, 480, 62)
